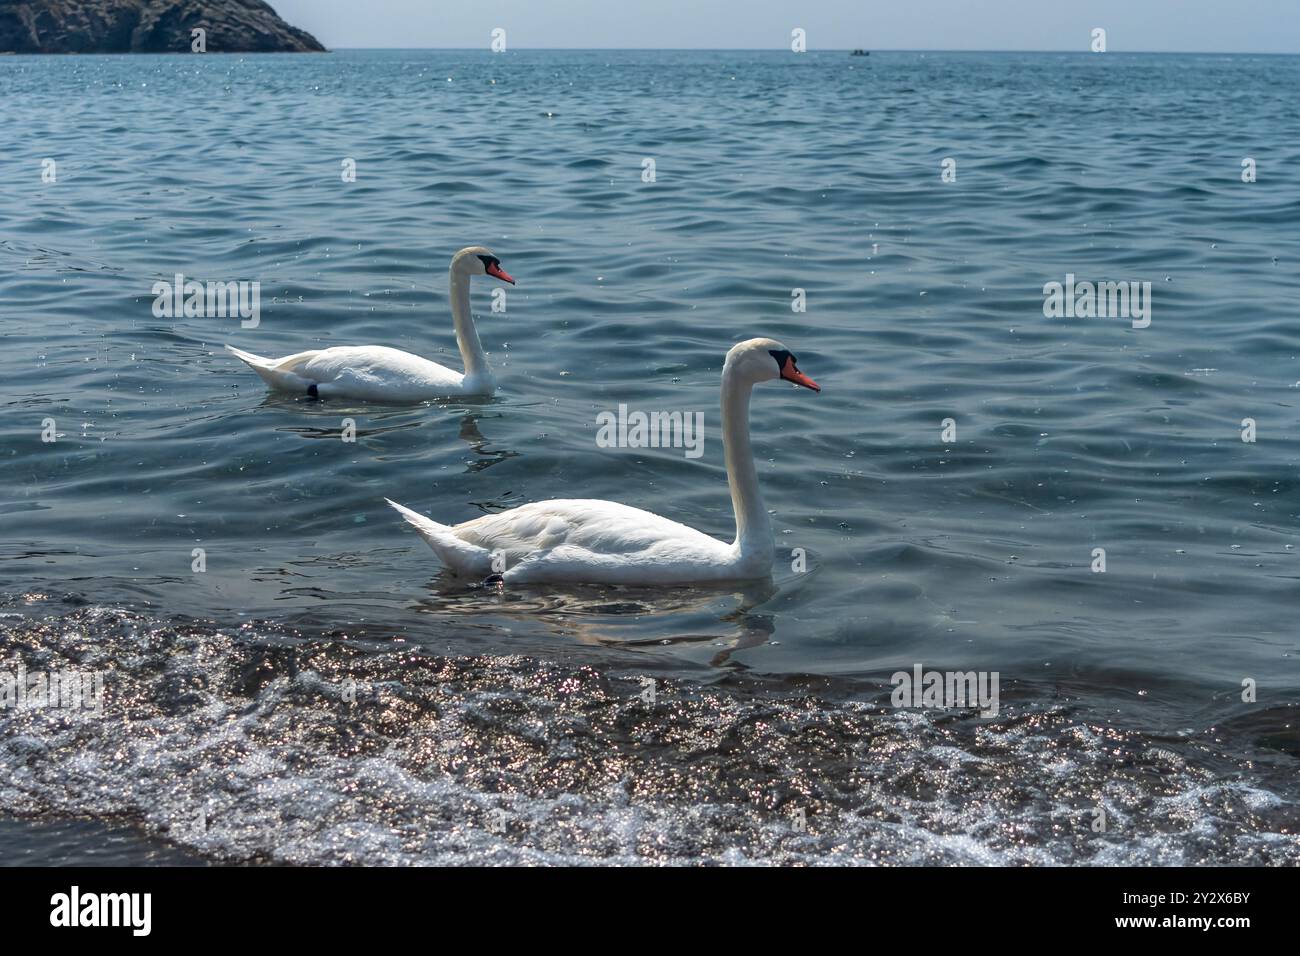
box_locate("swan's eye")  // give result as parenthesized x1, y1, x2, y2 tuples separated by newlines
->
(768, 348, 793, 372)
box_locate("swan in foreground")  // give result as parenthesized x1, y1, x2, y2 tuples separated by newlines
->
(387, 338, 820, 585)
(225, 246, 514, 401)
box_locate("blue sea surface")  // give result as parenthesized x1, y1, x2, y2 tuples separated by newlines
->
(0, 50, 1297, 865)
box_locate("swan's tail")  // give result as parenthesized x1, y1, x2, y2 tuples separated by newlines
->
(225, 344, 316, 394)
(385, 499, 493, 576)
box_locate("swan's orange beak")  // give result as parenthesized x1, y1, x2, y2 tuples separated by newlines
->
(485, 262, 515, 285)
(780, 355, 819, 392)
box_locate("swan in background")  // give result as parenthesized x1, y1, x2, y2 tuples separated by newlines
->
(225, 246, 515, 401)
(387, 337, 820, 585)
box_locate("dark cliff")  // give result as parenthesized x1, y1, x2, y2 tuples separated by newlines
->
(0, 0, 326, 53)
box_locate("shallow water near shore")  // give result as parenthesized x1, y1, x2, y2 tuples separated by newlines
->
(1, 49, 1298, 864)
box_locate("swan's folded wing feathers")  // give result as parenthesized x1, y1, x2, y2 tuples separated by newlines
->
(504, 539, 734, 585)
(300, 346, 465, 393)
(452, 499, 726, 559)
(269, 349, 325, 372)
(452, 506, 575, 556)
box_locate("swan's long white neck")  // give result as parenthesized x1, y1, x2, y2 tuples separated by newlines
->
(449, 267, 490, 380)
(721, 363, 772, 561)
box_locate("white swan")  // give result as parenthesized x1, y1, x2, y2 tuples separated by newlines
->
(386, 337, 820, 585)
(225, 246, 514, 401)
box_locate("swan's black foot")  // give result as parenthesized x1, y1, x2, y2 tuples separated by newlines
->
(483, 573, 505, 586)
(306, 383, 319, 398)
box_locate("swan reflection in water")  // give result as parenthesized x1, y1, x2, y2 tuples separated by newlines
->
(456, 412, 519, 473)
(259, 396, 518, 473)
(407, 574, 781, 669)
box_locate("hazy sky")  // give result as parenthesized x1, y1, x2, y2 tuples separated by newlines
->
(271, 0, 1300, 53)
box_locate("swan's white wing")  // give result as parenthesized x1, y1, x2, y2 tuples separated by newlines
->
(450, 499, 737, 583)
(453, 500, 721, 554)
(228, 344, 468, 400)
(296, 346, 464, 393)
